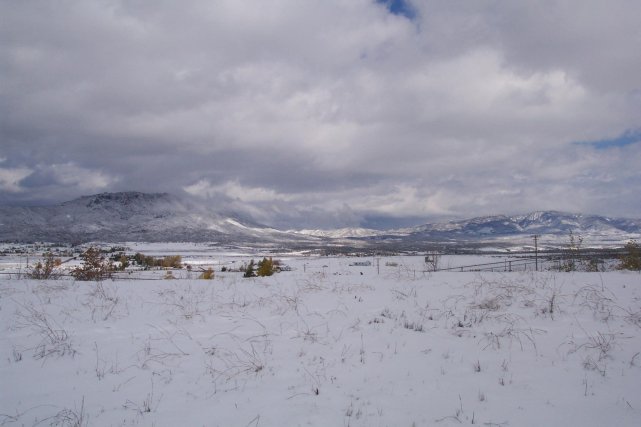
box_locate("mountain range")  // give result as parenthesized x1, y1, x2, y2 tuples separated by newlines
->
(0, 192, 303, 246)
(0, 192, 639, 249)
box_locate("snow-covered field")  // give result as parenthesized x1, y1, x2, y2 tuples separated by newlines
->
(1, 252, 640, 426)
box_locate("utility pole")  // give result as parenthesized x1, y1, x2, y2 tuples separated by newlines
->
(532, 235, 539, 271)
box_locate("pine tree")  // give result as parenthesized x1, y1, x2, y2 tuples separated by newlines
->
(243, 259, 255, 278)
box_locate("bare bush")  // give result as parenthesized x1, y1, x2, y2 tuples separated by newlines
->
(14, 301, 76, 360)
(40, 397, 87, 427)
(123, 379, 158, 415)
(480, 325, 543, 354)
(573, 285, 617, 322)
(86, 281, 121, 321)
(560, 231, 584, 272)
(565, 325, 621, 376)
(205, 342, 267, 384)
(582, 355, 607, 376)
(156, 284, 210, 320)
(622, 307, 641, 328)
(583, 331, 618, 361)
(403, 320, 424, 332)
(27, 252, 62, 280)
(536, 280, 565, 320)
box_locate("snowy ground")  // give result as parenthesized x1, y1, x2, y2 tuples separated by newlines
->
(1, 253, 640, 426)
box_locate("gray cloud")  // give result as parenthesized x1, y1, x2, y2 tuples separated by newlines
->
(1, 0, 640, 226)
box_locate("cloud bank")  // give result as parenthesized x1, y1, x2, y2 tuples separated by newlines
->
(2, 0, 640, 227)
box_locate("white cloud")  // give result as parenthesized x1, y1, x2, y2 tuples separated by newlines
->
(0, 167, 32, 193)
(185, 179, 293, 203)
(2, 0, 640, 224)
(47, 163, 116, 191)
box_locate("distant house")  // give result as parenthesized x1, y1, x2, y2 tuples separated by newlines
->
(350, 261, 372, 267)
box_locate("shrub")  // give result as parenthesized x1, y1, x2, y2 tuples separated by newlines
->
(27, 252, 61, 279)
(561, 231, 583, 272)
(161, 255, 182, 269)
(118, 254, 129, 271)
(586, 258, 601, 272)
(133, 253, 181, 269)
(199, 268, 215, 280)
(72, 247, 113, 281)
(133, 252, 155, 269)
(133, 252, 146, 266)
(619, 240, 641, 271)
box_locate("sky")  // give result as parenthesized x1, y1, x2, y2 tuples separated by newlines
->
(1, 0, 640, 229)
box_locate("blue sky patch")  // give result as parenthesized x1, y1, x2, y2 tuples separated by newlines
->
(376, 0, 416, 20)
(577, 129, 641, 150)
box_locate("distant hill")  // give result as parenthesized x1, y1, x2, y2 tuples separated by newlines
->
(377, 211, 641, 249)
(0, 192, 313, 245)
(403, 211, 639, 236)
(0, 192, 639, 248)
(293, 227, 382, 239)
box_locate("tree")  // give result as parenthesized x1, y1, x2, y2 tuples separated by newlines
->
(257, 257, 274, 277)
(132, 253, 181, 269)
(243, 259, 256, 278)
(161, 255, 182, 269)
(619, 240, 641, 271)
(118, 254, 129, 271)
(72, 247, 113, 281)
(561, 231, 583, 272)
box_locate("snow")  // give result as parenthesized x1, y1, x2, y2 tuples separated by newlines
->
(4, 193, 639, 247)
(1, 253, 641, 426)
(294, 228, 382, 238)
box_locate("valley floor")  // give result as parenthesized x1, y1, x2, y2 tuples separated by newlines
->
(1, 254, 640, 426)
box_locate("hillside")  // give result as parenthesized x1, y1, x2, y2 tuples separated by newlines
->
(0, 192, 313, 245)
(0, 192, 639, 248)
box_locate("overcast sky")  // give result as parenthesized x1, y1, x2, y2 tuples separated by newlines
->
(2, 0, 640, 229)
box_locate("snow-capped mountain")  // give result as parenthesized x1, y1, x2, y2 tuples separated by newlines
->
(0, 192, 639, 248)
(387, 211, 641, 247)
(291, 211, 640, 248)
(403, 211, 640, 237)
(293, 227, 383, 239)
(0, 192, 313, 244)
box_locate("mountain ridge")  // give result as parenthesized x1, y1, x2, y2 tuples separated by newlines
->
(0, 192, 311, 244)
(0, 192, 639, 247)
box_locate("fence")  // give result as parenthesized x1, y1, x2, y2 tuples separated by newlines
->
(433, 250, 622, 272)
(434, 258, 539, 272)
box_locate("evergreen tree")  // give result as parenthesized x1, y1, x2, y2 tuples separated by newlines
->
(243, 259, 255, 278)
